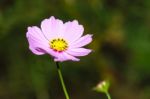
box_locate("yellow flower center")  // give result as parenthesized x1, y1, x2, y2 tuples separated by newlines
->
(49, 38, 68, 52)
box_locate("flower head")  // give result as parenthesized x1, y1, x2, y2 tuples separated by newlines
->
(26, 16, 92, 62)
(93, 80, 110, 93)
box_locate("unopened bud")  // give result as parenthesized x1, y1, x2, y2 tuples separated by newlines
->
(93, 80, 110, 93)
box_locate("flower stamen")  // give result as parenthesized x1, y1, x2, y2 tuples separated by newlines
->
(49, 38, 68, 52)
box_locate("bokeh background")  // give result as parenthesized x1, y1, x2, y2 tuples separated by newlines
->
(0, 0, 150, 99)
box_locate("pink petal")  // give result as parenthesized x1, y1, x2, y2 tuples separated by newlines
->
(26, 26, 49, 55)
(63, 20, 84, 44)
(66, 48, 92, 56)
(46, 48, 60, 58)
(54, 52, 67, 62)
(63, 52, 80, 61)
(70, 34, 93, 48)
(41, 16, 64, 40)
(28, 38, 46, 55)
(54, 52, 80, 62)
(45, 49, 74, 62)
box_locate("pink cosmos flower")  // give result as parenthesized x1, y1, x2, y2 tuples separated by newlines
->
(26, 16, 92, 62)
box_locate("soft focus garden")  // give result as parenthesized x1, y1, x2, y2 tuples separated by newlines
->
(0, 0, 150, 99)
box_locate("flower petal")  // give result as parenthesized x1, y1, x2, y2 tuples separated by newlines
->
(63, 52, 80, 61)
(45, 48, 59, 58)
(63, 20, 84, 43)
(66, 48, 92, 56)
(26, 26, 49, 55)
(54, 53, 67, 62)
(41, 16, 64, 40)
(45, 49, 74, 62)
(54, 52, 80, 62)
(70, 34, 93, 48)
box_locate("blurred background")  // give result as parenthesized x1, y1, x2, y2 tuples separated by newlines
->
(0, 0, 150, 99)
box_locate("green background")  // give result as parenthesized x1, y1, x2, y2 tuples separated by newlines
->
(0, 0, 150, 99)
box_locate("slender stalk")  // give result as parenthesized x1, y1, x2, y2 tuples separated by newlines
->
(105, 91, 111, 99)
(56, 62, 70, 99)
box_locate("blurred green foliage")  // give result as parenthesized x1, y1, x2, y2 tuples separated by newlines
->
(0, 0, 150, 99)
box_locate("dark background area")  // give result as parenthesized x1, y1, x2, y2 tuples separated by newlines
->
(0, 0, 150, 99)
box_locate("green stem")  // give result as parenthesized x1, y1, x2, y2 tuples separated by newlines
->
(56, 62, 70, 99)
(105, 91, 111, 99)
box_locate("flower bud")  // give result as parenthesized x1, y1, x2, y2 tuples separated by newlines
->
(93, 80, 110, 93)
